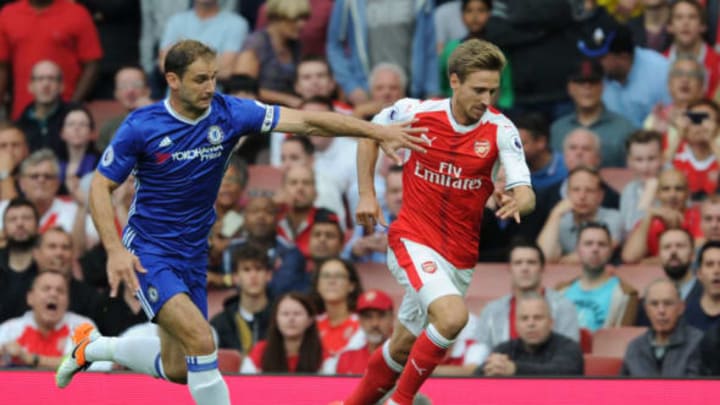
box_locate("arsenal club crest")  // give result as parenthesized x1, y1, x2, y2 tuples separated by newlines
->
(474, 140, 490, 158)
(421, 261, 437, 274)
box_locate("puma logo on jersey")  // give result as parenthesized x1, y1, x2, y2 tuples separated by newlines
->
(159, 136, 173, 147)
(420, 134, 437, 146)
(410, 359, 427, 376)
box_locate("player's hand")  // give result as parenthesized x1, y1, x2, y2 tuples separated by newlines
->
(356, 194, 385, 235)
(376, 120, 429, 164)
(494, 191, 521, 223)
(107, 248, 146, 298)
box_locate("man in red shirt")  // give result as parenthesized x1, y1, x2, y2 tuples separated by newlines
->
(0, 0, 102, 119)
(323, 289, 394, 375)
(344, 39, 535, 405)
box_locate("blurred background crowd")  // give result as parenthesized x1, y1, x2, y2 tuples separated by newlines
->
(0, 0, 720, 381)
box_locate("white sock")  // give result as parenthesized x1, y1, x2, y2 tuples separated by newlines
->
(186, 351, 230, 405)
(86, 336, 166, 379)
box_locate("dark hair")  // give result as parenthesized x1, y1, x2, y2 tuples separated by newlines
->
(513, 112, 550, 141)
(687, 98, 720, 123)
(164, 40, 217, 79)
(58, 105, 100, 161)
(576, 221, 611, 243)
(300, 96, 334, 111)
(508, 239, 545, 267)
(221, 74, 259, 96)
(659, 227, 695, 250)
(226, 155, 249, 189)
(567, 165, 602, 187)
(0, 121, 26, 135)
(625, 129, 663, 153)
(311, 257, 363, 313)
(283, 135, 315, 156)
(261, 293, 323, 373)
(462, 0, 492, 11)
(232, 243, 270, 272)
(32, 269, 70, 291)
(698, 241, 720, 264)
(295, 56, 332, 83)
(115, 65, 148, 87)
(671, 0, 707, 26)
(3, 196, 39, 224)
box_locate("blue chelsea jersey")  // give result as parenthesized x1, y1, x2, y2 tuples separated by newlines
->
(97, 93, 279, 261)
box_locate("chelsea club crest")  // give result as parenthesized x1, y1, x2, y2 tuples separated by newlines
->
(207, 125, 224, 145)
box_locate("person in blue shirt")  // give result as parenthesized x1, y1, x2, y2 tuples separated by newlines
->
(55, 39, 426, 405)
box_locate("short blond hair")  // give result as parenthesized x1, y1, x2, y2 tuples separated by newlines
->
(266, 0, 310, 21)
(447, 39, 506, 82)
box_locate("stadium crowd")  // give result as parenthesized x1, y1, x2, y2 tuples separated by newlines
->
(1, 0, 720, 382)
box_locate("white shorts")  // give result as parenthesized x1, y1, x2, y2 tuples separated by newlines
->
(387, 238, 474, 336)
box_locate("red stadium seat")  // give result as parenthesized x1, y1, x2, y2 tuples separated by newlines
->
(469, 263, 509, 299)
(86, 100, 125, 131)
(207, 288, 237, 319)
(612, 265, 666, 297)
(579, 328, 593, 354)
(356, 262, 404, 295)
(543, 264, 582, 290)
(217, 349, 242, 373)
(584, 354, 623, 376)
(592, 327, 647, 358)
(466, 295, 493, 315)
(244, 165, 283, 199)
(599, 167, 635, 193)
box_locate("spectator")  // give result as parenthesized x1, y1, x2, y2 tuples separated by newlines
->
(77, 0, 141, 99)
(0, 0, 102, 120)
(0, 198, 39, 323)
(276, 164, 340, 261)
(159, 0, 248, 81)
(321, 289, 394, 374)
(578, 21, 671, 126)
(312, 258, 363, 356)
(240, 292, 324, 373)
(275, 135, 347, 228)
(344, 165, 403, 263)
(685, 241, 720, 331)
(32, 228, 102, 320)
(700, 322, 720, 375)
(0, 123, 29, 201)
(474, 293, 584, 377)
(622, 168, 701, 263)
(220, 74, 271, 164)
(97, 66, 152, 151)
(223, 196, 308, 298)
(255, 0, 334, 58)
(557, 222, 639, 331)
(619, 130, 664, 233)
(550, 58, 637, 168)
(57, 106, 101, 198)
(537, 167, 622, 264)
(516, 112, 568, 193)
(352, 63, 408, 120)
(326, 0, 438, 105)
(475, 241, 580, 366)
(438, 0, 493, 99)
(234, 0, 309, 107)
(308, 211, 345, 266)
(434, 0, 470, 55)
(669, 99, 720, 200)
(0, 270, 96, 369)
(210, 244, 272, 353)
(622, 278, 703, 376)
(645, 56, 705, 161)
(626, 0, 672, 52)
(0, 150, 96, 243)
(664, 0, 720, 98)
(138, 0, 189, 98)
(700, 195, 720, 245)
(15, 60, 77, 155)
(293, 57, 347, 112)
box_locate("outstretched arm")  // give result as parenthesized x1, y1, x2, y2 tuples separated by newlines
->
(274, 107, 427, 163)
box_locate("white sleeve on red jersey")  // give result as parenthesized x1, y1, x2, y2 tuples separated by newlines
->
(494, 119, 532, 190)
(371, 98, 421, 125)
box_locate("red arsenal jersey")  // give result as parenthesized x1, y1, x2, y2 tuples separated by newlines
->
(373, 99, 531, 268)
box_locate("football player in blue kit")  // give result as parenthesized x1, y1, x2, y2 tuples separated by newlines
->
(55, 40, 426, 405)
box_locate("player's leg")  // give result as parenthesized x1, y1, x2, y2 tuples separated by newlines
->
(155, 292, 230, 405)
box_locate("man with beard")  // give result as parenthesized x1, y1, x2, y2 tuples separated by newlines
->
(557, 222, 639, 331)
(0, 198, 39, 322)
(322, 289, 394, 374)
(223, 196, 307, 297)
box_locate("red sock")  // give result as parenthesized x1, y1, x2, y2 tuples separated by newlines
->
(390, 330, 449, 405)
(345, 345, 400, 405)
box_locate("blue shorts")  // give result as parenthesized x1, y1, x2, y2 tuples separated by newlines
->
(135, 254, 208, 321)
